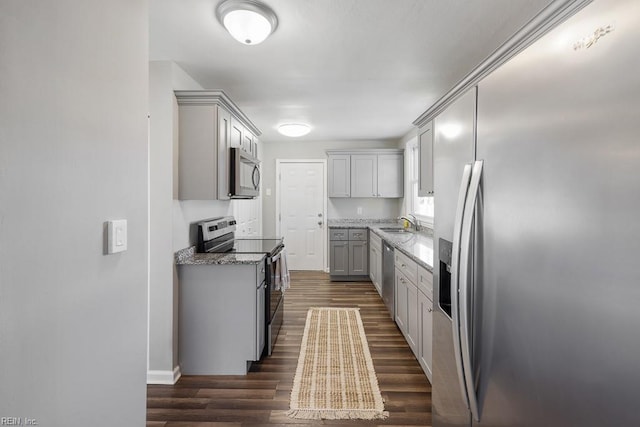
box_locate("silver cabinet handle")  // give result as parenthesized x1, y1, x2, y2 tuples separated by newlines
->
(401, 263, 406, 268)
(459, 160, 483, 422)
(427, 307, 433, 313)
(451, 163, 473, 415)
(318, 221, 323, 227)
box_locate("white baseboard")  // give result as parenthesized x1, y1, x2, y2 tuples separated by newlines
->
(147, 366, 181, 385)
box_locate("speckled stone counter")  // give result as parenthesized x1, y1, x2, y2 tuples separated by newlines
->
(328, 219, 434, 271)
(175, 246, 266, 265)
(327, 218, 400, 229)
(369, 227, 434, 271)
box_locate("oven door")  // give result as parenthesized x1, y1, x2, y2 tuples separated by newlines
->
(268, 247, 284, 318)
(229, 147, 260, 199)
(266, 246, 284, 355)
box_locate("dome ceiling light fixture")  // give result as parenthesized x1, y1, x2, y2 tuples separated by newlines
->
(278, 123, 311, 138)
(216, 0, 278, 45)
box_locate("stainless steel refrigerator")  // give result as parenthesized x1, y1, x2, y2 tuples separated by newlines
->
(432, 0, 640, 426)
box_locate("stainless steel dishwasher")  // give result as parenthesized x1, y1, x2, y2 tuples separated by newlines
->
(382, 242, 395, 319)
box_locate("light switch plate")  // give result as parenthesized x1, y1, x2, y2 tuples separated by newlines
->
(107, 220, 127, 254)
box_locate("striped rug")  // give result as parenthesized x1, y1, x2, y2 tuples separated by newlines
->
(287, 307, 388, 420)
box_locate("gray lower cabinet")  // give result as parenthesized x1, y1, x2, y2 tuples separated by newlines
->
(178, 261, 266, 375)
(329, 227, 369, 280)
(330, 241, 349, 276)
(348, 240, 368, 275)
(417, 289, 433, 382)
(369, 232, 382, 296)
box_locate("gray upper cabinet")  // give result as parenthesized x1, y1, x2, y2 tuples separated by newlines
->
(327, 149, 404, 198)
(176, 104, 222, 200)
(377, 153, 403, 197)
(351, 155, 377, 197)
(327, 154, 351, 197)
(418, 122, 434, 197)
(175, 91, 261, 200)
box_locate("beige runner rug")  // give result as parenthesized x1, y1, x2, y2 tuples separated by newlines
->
(287, 307, 388, 420)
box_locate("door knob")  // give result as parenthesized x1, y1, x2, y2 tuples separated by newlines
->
(318, 213, 323, 217)
(318, 221, 323, 227)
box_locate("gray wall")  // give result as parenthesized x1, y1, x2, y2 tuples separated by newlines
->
(0, 1, 148, 425)
(148, 61, 237, 383)
(262, 139, 402, 236)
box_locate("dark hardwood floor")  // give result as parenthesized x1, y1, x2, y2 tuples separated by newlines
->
(147, 271, 432, 426)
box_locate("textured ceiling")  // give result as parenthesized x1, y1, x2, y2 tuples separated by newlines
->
(150, 0, 553, 142)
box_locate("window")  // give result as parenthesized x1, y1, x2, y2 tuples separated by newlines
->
(406, 140, 434, 224)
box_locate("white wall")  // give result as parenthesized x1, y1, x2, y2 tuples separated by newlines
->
(0, 1, 148, 425)
(329, 198, 402, 219)
(262, 139, 402, 236)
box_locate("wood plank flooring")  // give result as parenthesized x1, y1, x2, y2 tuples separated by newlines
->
(147, 271, 432, 426)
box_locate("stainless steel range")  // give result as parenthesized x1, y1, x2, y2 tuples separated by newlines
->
(196, 216, 284, 356)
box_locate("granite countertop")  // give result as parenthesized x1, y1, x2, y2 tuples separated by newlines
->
(328, 219, 434, 271)
(327, 218, 400, 229)
(175, 246, 266, 266)
(370, 227, 434, 272)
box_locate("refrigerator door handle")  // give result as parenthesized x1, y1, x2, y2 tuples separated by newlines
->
(450, 162, 473, 411)
(459, 159, 484, 422)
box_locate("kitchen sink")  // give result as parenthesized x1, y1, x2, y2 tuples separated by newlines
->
(379, 227, 413, 233)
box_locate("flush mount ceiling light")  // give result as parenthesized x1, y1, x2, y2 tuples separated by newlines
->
(278, 123, 311, 137)
(216, 0, 278, 45)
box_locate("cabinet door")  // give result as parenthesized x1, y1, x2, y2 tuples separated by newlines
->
(328, 155, 351, 197)
(418, 123, 434, 196)
(178, 105, 218, 200)
(407, 281, 419, 355)
(217, 106, 231, 200)
(370, 245, 380, 293)
(351, 154, 377, 197)
(348, 240, 368, 275)
(243, 129, 253, 154)
(230, 116, 243, 149)
(376, 245, 383, 296)
(377, 154, 404, 197)
(418, 291, 433, 381)
(395, 269, 408, 333)
(256, 282, 265, 360)
(330, 241, 349, 276)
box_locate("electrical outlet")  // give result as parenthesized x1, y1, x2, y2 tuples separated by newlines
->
(357, 206, 363, 215)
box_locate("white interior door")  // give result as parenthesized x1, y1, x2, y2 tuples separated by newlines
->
(277, 161, 325, 270)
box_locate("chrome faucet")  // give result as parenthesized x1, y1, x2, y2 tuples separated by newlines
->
(399, 214, 419, 231)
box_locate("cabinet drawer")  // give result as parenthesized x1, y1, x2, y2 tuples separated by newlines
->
(395, 250, 418, 285)
(417, 265, 433, 300)
(348, 229, 367, 241)
(329, 229, 349, 241)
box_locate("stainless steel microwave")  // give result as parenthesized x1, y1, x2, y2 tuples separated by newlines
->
(229, 147, 260, 199)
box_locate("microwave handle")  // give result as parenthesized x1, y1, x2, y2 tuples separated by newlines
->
(252, 165, 261, 190)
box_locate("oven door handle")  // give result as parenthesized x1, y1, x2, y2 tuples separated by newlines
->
(271, 250, 282, 263)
